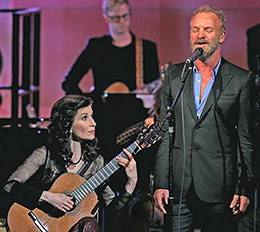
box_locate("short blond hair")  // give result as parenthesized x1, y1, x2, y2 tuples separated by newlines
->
(102, 0, 130, 15)
(191, 5, 226, 33)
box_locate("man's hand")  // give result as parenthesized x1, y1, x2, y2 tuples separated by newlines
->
(154, 189, 169, 214)
(230, 194, 250, 215)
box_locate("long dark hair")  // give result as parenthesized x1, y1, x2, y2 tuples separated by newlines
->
(48, 95, 99, 166)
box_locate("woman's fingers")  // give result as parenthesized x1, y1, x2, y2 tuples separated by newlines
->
(116, 148, 135, 168)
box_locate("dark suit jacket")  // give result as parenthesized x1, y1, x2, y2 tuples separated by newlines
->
(247, 23, 260, 75)
(154, 58, 255, 203)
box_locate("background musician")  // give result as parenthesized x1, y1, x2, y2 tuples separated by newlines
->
(62, 0, 159, 97)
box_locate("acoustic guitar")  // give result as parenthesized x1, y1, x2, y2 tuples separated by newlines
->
(104, 63, 170, 94)
(7, 123, 162, 232)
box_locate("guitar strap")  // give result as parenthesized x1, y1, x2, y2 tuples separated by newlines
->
(135, 37, 144, 89)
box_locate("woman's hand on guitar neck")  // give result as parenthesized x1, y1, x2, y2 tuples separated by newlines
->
(116, 148, 138, 194)
(40, 191, 74, 212)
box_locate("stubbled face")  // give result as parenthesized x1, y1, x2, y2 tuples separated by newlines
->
(71, 106, 96, 141)
(190, 12, 226, 61)
(105, 3, 131, 36)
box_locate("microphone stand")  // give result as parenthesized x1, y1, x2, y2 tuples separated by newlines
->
(162, 63, 192, 232)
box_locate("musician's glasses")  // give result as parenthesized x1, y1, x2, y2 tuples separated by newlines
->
(106, 13, 131, 23)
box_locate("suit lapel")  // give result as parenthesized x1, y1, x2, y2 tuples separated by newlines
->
(198, 59, 234, 121)
(183, 67, 197, 121)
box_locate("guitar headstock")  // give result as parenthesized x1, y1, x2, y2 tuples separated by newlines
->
(136, 120, 162, 150)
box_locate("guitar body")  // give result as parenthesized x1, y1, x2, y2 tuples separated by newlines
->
(8, 173, 98, 232)
(104, 82, 130, 93)
(104, 63, 169, 94)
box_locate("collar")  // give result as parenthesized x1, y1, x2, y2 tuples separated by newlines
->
(193, 57, 222, 76)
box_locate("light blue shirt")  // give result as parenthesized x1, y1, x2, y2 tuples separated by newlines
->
(193, 58, 221, 118)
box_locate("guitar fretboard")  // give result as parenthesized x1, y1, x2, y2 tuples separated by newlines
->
(71, 141, 141, 204)
(132, 78, 162, 94)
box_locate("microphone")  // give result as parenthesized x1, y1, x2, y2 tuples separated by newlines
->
(185, 47, 203, 64)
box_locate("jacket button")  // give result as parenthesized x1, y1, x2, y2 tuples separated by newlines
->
(193, 147, 199, 151)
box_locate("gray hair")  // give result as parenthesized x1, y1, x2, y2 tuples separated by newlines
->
(191, 5, 226, 33)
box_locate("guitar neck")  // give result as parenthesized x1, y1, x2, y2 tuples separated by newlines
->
(71, 141, 142, 204)
(132, 78, 162, 94)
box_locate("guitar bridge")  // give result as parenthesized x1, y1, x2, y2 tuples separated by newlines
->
(28, 211, 48, 232)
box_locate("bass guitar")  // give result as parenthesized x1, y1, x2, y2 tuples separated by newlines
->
(7, 123, 162, 232)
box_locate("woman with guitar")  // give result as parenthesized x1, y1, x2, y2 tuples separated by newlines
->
(4, 95, 138, 232)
